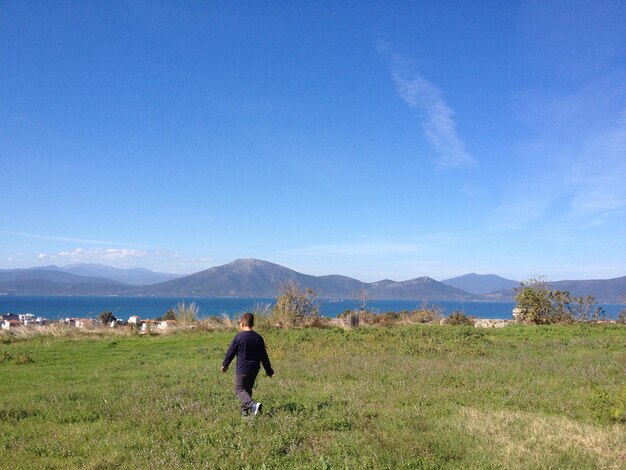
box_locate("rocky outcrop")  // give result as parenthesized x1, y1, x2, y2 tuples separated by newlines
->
(473, 319, 511, 328)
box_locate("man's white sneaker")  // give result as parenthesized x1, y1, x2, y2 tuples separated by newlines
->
(252, 402, 262, 416)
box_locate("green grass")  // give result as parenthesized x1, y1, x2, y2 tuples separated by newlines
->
(1, 324, 625, 469)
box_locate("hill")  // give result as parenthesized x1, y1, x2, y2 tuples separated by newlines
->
(442, 273, 519, 295)
(139, 258, 478, 300)
(550, 277, 626, 304)
(0, 269, 135, 295)
(3, 260, 624, 303)
(34, 263, 182, 285)
(484, 276, 626, 304)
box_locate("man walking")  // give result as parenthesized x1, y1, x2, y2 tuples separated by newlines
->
(221, 312, 274, 415)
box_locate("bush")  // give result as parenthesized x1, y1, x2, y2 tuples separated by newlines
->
(405, 303, 444, 323)
(514, 277, 605, 324)
(172, 302, 199, 324)
(98, 311, 117, 324)
(590, 385, 626, 423)
(158, 310, 177, 321)
(369, 311, 399, 326)
(270, 281, 319, 327)
(343, 304, 443, 326)
(446, 311, 474, 326)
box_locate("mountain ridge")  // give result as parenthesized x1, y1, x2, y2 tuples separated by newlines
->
(1, 259, 624, 303)
(441, 273, 519, 295)
(30, 263, 182, 285)
(0, 268, 135, 296)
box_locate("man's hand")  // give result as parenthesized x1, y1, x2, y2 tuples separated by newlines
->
(221, 366, 228, 373)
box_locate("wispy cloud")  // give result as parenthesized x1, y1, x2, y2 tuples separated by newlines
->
(487, 68, 626, 233)
(376, 41, 476, 169)
(38, 248, 153, 262)
(2, 231, 154, 248)
(568, 110, 626, 221)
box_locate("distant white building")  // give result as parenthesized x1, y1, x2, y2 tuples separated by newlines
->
(158, 320, 178, 330)
(2, 320, 21, 330)
(128, 315, 140, 325)
(75, 319, 95, 329)
(19, 313, 36, 325)
(140, 320, 159, 332)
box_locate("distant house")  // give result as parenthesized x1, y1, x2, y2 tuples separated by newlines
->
(2, 319, 21, 330)
(158, 320, 178, 330)
(128, 315, 140, 325)
(19, 313, 35, 323)
(140, 320, 159, 332)
(0, 313, 20, 322)
(75, 319, 95, 329)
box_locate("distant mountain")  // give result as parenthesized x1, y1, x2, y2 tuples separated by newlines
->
(33, 264, 181, 285)
(3, 260, 624, 303)
(139, 258, 478, 300)
(0, 268, 135, 295)
(550, 277, 626, 304)
(441, 273, 519, 295)
(138, 259, 358, 298)
(484, 276, 626, 304)
(368, 276, 476, 300)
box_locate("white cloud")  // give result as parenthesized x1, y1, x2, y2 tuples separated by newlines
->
(377, 41, 476, 169)
(1, 231, 154, 248)
(54, 248, 149, 261)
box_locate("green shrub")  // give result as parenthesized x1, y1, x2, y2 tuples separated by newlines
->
(346, 304, 442, 326)
(590, 385, 626, 423)
(406, 304, 443, 323)
(158, 310, 177, 321)
(514, 276, 605, 324)
(0, 351, 13, 363)
(97, 311, 117, 324)
(446, 311, 474, 326)
(270, 281, 319, 327)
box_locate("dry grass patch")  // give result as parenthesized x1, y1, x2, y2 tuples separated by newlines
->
(459, 407, 626, 469)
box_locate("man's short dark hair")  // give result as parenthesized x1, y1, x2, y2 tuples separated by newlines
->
(241, 312, 254, 327)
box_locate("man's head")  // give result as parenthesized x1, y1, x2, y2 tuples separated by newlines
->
(240, 312, 254, 329)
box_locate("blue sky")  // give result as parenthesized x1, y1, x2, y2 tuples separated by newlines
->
(1, 1, 625, 282)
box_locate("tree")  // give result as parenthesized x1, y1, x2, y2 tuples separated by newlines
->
(514, 276, 552, 323)
(271, 280, 319, 326)
(353, 286, 371, 313)
(98, 311, 117, 324)
(514, 276, 604, 324)
(158, 310, 177, 321)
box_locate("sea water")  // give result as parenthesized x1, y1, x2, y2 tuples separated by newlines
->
(0, 295, 623, 321)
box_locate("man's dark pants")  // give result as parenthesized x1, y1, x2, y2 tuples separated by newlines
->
(234, 370, 259, 414)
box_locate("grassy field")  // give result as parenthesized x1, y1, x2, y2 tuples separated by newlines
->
(1, 324, 625, 469)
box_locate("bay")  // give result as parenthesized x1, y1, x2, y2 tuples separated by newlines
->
(1, 295, 623, 321)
